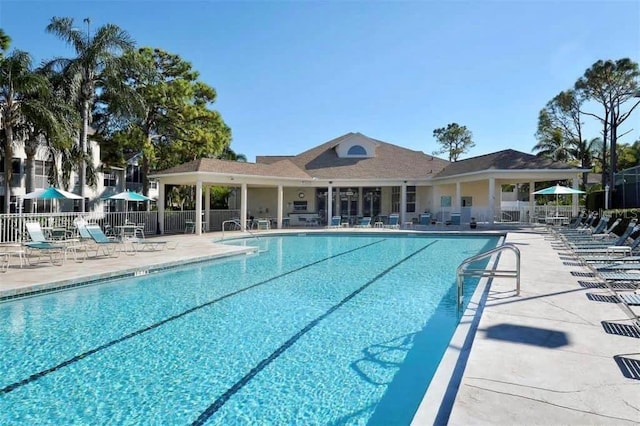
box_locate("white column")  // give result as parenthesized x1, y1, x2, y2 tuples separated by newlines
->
(431, 185, 438, 215)
(572, 178, 579, 215)
(195, 180, 203, 236)
(277, 185, 283, 229)
(400, 183, 407, 223)
(327, 185, 333, 223)
(335, 187, 341, 216)
(204, 185, 210, 231)
(240, 183, 248, 231)
(529, 180, 535, 223)
(455, 182, 461, 211)
(488, 178, 495, 225)
(158, 181, 165, 234)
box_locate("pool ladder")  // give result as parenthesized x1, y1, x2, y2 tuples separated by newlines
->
(456, 243, 520, 311)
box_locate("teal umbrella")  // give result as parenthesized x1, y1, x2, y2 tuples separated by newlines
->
(22, 186, 83, 200)
(103, 191, 153, 217)
(533, 184, 585, 216)
(22, 186, 83, 212)
(105, 190, 152, 202)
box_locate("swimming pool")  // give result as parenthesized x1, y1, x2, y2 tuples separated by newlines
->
(0, 233, 499, 425)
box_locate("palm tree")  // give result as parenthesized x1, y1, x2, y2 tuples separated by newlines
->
(532, 127, 575, 162)
(17, 67, 79, 212)
(0, 50, 51, 213)
(571, 137, 599, 190)
(45, 17, 134, 211)
(218, 146, 247, 162)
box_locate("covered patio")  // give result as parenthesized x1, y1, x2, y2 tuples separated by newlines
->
(149, 134, 588, 235)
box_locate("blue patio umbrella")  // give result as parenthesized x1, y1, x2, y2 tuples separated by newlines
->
(103, 191, 153, 217)
(21, 186, 83, 212)
(533, 184, 585, 216)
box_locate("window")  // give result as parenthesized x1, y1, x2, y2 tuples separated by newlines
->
(35, 160, 53, 188)
(441, 195, 452, 207)
(347, 145, 367, 156)
(293, 201, 308, 211)
(10, 158, 21, 187)
(391, 186, 400, 213)
(11, 158, 20, 174)
(363, 187, 381, 217)
(461, 196, 473, 207)
(406, 185, 416, 213)
(149, 180, 158, 190)
(126, 164, 142, 184)
(103, 172, 117, 188)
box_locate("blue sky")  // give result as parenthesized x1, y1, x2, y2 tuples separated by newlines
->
(1, 1, 638, 162)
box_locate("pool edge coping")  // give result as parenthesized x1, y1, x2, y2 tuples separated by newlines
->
(0, 245, 257, 302)
(410, 235, 506, 425)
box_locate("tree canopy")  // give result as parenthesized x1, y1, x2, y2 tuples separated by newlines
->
(432, 123, 474, 162)
(534, 57, 640, 199)
(96, 47, 231, 197)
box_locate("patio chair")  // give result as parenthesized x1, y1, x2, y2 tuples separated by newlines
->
(570, 223, 640, 250)
(574, 231, 640, 258)
(618, 293, 640, 306)
(23, 241, 68, 266)
(85, 224, 132, 257)
(25, 222, 84, 263)
(327, 216, 342, 228)
(562, 217, 617, 241)
(355, 217, 371, 228)
(558, 212, 599, 234)
(384, 214, 400, 229)
(25, 221, 56, 243)
(256, 219, 270, 230)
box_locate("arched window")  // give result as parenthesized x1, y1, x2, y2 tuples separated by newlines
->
(347, 145, 367, 156)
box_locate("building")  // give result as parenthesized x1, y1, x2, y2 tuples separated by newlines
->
(0, 135, 158, 214)
(150, 132, 587, 233)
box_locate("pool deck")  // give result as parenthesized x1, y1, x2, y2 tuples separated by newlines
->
(1, 227, 638, 424)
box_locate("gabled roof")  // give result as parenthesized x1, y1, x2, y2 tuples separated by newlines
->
(257, 132, 450, 179)
(434, 149, 582, 178)
(153, 158, 311, 179)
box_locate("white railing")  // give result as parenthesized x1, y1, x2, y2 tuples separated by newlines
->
(0, 209, 242, 243)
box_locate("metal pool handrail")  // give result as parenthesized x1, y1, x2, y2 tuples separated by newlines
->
(221, 219, 259, 241)
(456, 243, 520, 311)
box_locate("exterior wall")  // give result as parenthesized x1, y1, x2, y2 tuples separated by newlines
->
(247, 188, 278, 217)
(416, 185, 431, 213)
(380, 187, 394, 214)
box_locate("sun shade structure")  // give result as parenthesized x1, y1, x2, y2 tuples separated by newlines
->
(533, 184, 585, 217)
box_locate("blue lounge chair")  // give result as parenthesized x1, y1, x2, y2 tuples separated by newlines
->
(384, 214, 400, 229)
(327, 216, 342, 228)
(419, 213, 431, 226)
(23, 241, 68, 266)
(355, 217, 371, 228)
(25, 222, 84, 263)
(85, 224, 130, 257)
(571, 223, 640, 250)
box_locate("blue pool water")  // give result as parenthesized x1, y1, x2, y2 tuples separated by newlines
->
(0, 234, 498, 425)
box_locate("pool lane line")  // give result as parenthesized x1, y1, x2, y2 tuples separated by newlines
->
(191, 240, 439, 425)
(0, 239, 387, 395)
